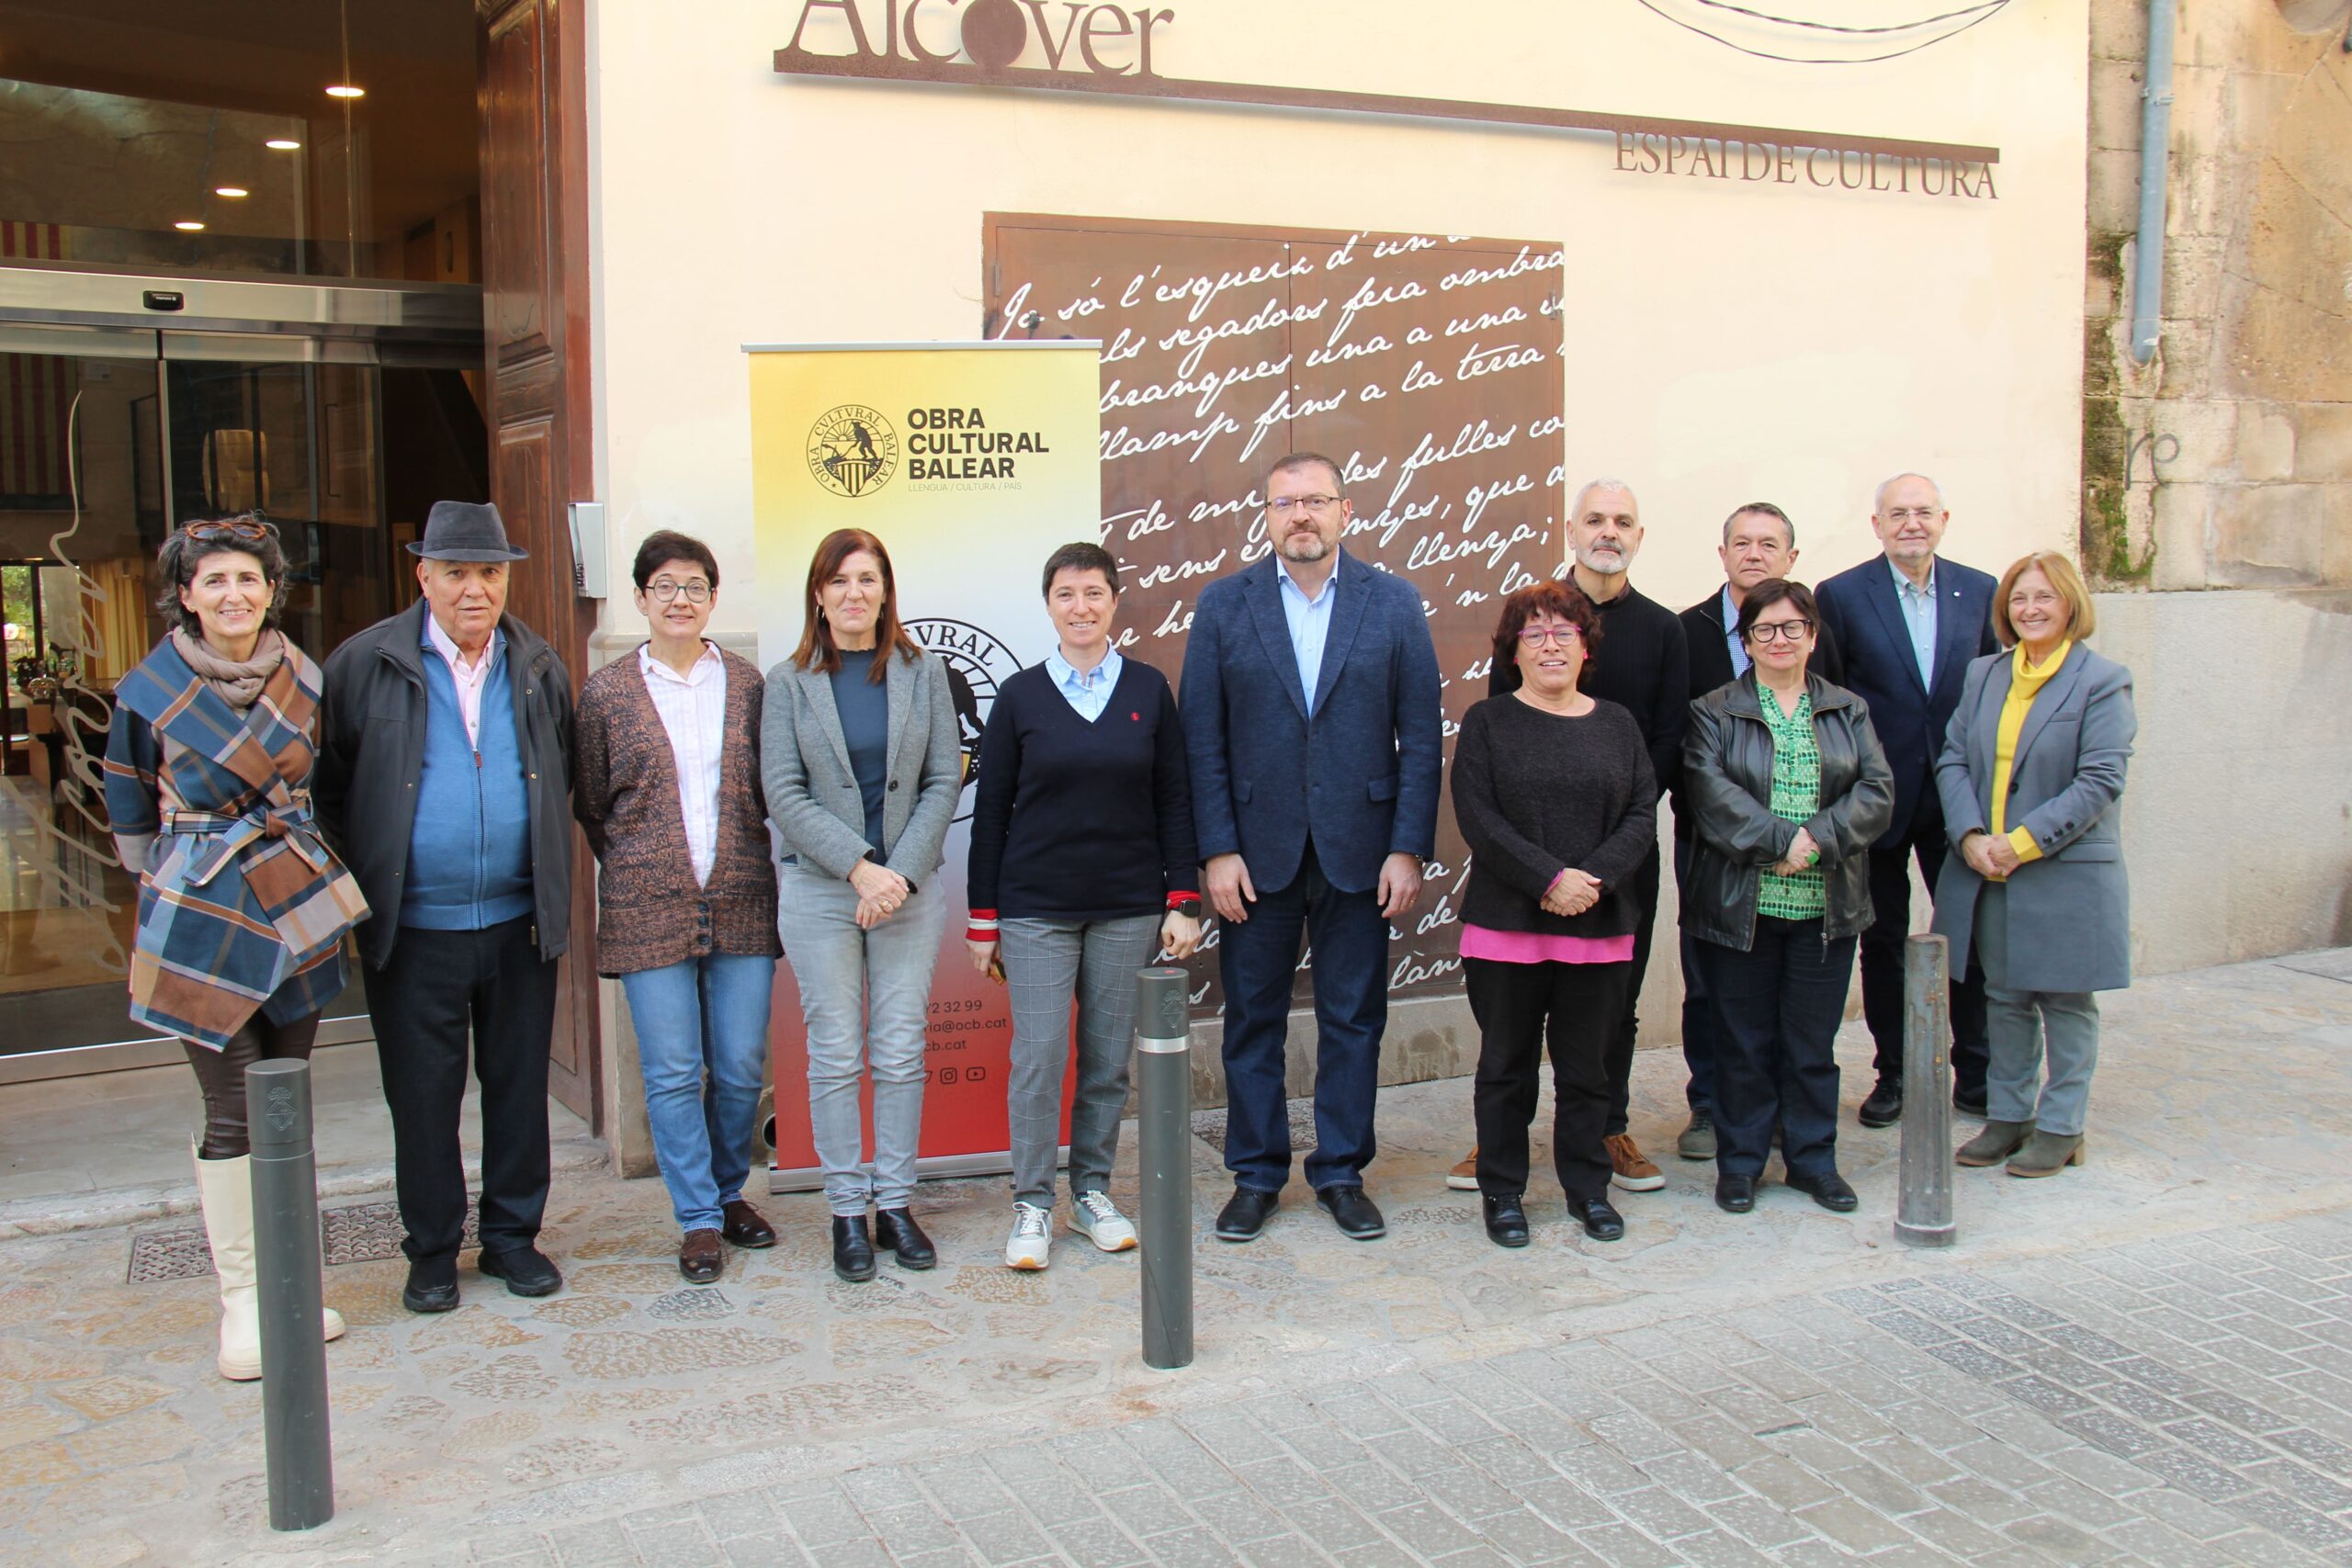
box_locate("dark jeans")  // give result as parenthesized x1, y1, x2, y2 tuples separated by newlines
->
(1693, 917, 1856, 1180)
(1601, 840, 1662, 1137)
(1862, 814, 1988, 1094)
(1216, 841, 1389, 1192)
(1465, 956, 1628, 1204)
(365, 917, 560, 1264)
(184, 1010, 322, 1159)
(1673, 834, 1718, 1116)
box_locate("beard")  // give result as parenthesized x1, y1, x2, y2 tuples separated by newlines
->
(1575, 544, 1626, 574)
(1278, 528, 1333, 563)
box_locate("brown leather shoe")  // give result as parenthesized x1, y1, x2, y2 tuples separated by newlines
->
(679, 1228, 725, 1283)
(1606, 1134, 1665, 1192)
(720, 1200, 776, 1249)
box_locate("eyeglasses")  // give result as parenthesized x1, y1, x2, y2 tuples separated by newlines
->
(1268, 494, 1341, 514)
(184, 517, 274, 544)
(1747, 619, 1813, 643)
(1882, 508, 1941, 525)
(1517, 625, 1584, 647)
(647, 581, 711, 604)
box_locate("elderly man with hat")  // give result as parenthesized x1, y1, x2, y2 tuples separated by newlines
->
(316, 501, 576, 1311)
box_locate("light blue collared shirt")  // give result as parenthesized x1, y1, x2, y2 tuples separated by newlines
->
(1720, 584, 1750, 679)
(1043, 648, 1123, 723)
(1890, 556, 1939, 689)
(1273, 553, 1339, 715)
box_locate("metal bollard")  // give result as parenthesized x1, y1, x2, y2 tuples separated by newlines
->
(246, 1058, 335, 1529)
(1135, 966, 1193, 1371)
(1894, 934, 1957, 1249)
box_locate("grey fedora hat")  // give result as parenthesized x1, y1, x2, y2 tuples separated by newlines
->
(407, 500, 530, 562)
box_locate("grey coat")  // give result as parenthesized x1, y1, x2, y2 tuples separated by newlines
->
(760, 647, 962, 886)
(1931, 643, 2136, 993)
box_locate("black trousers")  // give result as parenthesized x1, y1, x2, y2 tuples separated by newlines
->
(364, 917, 560, 1264)
(1861, 813, 1989, 1094)
(184, 1011, 322, 1159)
(1600, 841, 1662, 1136)
(1694, 918, 1855, 1179)
(1466, 956, 1629, 1204)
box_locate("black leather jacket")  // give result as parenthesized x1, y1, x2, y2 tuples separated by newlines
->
(1679, 673, 1894, 951)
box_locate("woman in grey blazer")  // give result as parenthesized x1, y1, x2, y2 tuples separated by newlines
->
(1932, 552, 2136, 1179)
(763, 527, 962, 1281)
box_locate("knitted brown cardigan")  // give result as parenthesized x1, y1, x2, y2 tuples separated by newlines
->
(572, 646, 781, 976)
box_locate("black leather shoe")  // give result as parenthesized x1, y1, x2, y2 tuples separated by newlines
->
(1715, 1173, 1758, 1213)
(1787, 1169, 1860, 1213)
(402, 1257, 458, 1314)
(1316, 1184, 1386, 1240)
(1573, 1197, 1625, 1241)
(1215, 1187, 1280, 1242)
(1482, 1194, 1530, 1248)
(1859, 1079, 1904, 1128)
(1953, 1084, 1988, 1118)
(831, 1215, 876, 1282)
(478, 1245, 562, 1297)
(875, 1208, 935, 1269)
(721, 1199, 777, 1248)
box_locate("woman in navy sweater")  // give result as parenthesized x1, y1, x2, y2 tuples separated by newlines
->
(967, 543, 1203, 1270)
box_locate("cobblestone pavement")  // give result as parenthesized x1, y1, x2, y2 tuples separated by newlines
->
(2, 950, 2348, 1567)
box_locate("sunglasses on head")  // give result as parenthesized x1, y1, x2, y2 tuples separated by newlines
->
(183, 516, 275, 545)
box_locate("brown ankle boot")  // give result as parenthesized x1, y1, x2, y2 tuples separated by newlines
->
(1957, 1120, 2033, 1167)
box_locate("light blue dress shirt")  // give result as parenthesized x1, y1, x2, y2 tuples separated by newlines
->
(1273, 553, 1339, 715)
(1720, 584, 1750, 679)
(1042, 648, 1123, 722)
(1889, 556, 1939, 689)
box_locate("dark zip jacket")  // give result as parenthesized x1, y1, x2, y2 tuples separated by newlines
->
(1679, 672, 1894, 952)
(314, 598, 575, 969)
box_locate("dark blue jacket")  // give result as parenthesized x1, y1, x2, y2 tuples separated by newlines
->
(1181, 550, 1443, 896)
(1813, 553, 1997, 846)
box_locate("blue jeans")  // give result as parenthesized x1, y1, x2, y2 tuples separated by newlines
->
(620, 953, 778, 1233)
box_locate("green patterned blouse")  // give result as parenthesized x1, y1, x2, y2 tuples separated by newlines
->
(1756, 682, 1826, 920)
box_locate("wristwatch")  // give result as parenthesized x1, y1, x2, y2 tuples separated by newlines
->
(1169, 895, 1203, 920)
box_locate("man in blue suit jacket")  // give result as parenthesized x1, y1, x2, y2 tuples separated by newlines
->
(1813, 473, 1996, 1125)
(1182, 453, 1443, 1244)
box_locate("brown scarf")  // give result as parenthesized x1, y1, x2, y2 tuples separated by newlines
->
(173, 626, 285, 711)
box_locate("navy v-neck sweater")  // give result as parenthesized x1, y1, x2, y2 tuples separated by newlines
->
(967, 659, 1198, 926)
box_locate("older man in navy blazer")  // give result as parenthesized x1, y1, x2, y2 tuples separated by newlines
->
(1813, 473, 1997, 1126)
(1182, 452, 1443, 1243)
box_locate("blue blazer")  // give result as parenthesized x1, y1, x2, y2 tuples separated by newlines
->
(1813, 553, 1998, 845)
(1181, 549, 1443, 896)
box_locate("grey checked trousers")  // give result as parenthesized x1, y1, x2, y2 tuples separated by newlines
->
(1000, 913, 1161, 1210)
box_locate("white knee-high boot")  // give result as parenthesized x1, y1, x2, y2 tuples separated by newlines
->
(192, 1144, 345, 1381)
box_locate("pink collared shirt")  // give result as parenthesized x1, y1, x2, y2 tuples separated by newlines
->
(639, 640, 729, 886)
(424, 613, 500, 751)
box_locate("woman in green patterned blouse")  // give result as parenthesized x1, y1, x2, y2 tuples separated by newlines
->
(1680, 580, 1894, 1218)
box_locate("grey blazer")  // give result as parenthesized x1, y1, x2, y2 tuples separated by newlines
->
(1931, 643, 2137, 994)
(760, 647, 962, 886)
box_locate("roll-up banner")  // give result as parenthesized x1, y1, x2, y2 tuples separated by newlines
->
(745, 342, 1103, 1189)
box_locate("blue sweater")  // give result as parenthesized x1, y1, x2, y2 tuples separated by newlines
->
(401, 640, 535, 931)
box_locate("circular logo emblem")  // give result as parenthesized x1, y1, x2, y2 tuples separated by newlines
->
(808, 404, 899, 499)
(905, 618, 1021, 822)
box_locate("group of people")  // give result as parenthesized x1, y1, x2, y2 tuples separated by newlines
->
(103, 451, 2134, 1384)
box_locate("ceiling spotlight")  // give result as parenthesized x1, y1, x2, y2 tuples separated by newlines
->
(175, 220, 206, 231)
(324, 84, 365, 99)
(215, 186, 250, 198)
(265, 138, 301, 151)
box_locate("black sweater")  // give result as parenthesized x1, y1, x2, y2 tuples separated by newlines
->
(967, 659, 1198, 923)
(1451, 694, 1659, 938)
(1491, 578, 1689, 798)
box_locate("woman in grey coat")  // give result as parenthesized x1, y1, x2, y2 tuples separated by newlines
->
(1933, 552, 2136, 1179)
(763, 527, 962, 1281)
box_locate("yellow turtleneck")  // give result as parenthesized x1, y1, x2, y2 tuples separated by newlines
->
(1986, 638, 2073, 874)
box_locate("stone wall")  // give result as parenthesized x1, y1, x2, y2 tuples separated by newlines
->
(2085, 0, 2352, 589)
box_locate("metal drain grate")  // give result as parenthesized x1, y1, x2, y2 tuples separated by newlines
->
(129, 1198, 480, 1282)
(126, 1226, 214, 1283)
(1188, 1096, 1319, 1156)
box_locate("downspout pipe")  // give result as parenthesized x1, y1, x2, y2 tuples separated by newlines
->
(2130, 0, 2178, 364)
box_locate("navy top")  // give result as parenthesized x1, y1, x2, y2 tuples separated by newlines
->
(830, 649, 889, 854)
(967, 659, 1197, 922)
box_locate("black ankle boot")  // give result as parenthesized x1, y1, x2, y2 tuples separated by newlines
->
(875, 1207, 936, 1269)
(831, 1214, 876, 1282)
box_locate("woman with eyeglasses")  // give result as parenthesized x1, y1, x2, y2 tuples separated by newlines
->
(573, 531, 781, 1284)
(1450, 581, 1657, 1247)
(1680, 579, 1893, 1217)
(102, 513, 369, 1380)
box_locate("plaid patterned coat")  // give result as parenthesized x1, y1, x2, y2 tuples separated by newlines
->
(103, 637, 371, 1049)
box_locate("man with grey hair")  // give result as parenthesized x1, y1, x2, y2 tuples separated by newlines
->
(1449, 478, 1688, 1196)
(1815, 473, 1997, 1127)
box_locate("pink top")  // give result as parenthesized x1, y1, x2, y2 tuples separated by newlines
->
(1458, 924, 1635, 965)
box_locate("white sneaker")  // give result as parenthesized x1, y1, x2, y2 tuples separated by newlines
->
(1004, 1201, 1051, 1269)
(1070, 1190, 1138, 1252)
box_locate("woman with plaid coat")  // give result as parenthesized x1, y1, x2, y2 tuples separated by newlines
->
(103, 515, 368, 1383)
